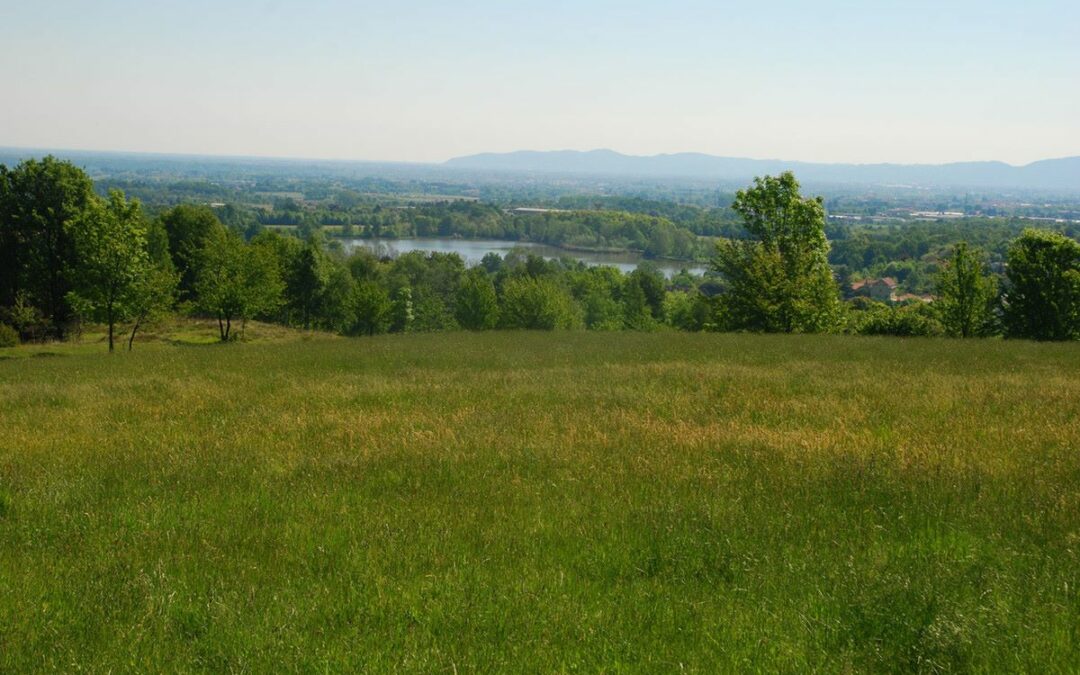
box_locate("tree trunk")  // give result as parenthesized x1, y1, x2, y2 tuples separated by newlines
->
(218, 314, 226, 341)
(224, 317, 231, 341)
(128, 315, 142, 352)
(107, 304, 115, 353)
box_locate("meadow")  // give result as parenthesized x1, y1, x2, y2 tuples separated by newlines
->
(1, 328, 1078, 671)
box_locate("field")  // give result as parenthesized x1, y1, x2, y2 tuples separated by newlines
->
(1, 329, 1078, 671)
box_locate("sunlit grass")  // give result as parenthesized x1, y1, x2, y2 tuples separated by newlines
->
(1, 329, 1078, 670)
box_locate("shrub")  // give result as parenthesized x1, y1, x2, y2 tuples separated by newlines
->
(0, 323, 19, 348)
(500, 277, 582, 330)
(852, 301, 943, 337)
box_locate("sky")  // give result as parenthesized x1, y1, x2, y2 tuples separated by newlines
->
(1, 0, 1078, 165)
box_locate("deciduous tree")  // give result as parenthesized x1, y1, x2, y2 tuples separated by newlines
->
(455, 268, 499, 330)
(713, 172, 840, 332)
(66, 191, 151, 352)
(1002, 229, 1080, 341)
(0, 156, 95, 337)
(159, 205, 226, 300)
(195, 231, 284, 341)
(935, 242, 997, 338)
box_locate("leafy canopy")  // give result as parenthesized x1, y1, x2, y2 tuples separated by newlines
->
(1003, 229, 1080, 341)
(66, 190, 152, 351)
(713, 172, 840, 332)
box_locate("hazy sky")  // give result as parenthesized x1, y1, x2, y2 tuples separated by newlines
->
(1, 0, 1077, 165)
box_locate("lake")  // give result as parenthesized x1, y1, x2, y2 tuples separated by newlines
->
(339, 238, 707, 277)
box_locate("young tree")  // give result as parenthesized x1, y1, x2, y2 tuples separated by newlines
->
(713, 172, 840, 332)
(195, 231, 284, 341)
(66, 191, 151, 352)
(455, 268, 499, 330)
(935, 242, 997, 338)
(126, 263, 178, 351)
(1002, 229, 1080, 341)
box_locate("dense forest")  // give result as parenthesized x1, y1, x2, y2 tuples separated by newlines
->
(2, 156, 1080, 350)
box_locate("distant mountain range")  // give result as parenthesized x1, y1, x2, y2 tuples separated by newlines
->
(445, 149, 1080, 191)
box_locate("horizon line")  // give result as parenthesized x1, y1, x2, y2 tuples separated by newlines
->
(1, 143, 1077, 170)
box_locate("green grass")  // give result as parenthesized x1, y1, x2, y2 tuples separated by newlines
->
(1, 330, 1078, 671)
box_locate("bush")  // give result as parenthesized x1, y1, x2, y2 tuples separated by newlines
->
(853, 301, 944, 337)
(0, 323, 19, 348)
(500, 277, 582, 330)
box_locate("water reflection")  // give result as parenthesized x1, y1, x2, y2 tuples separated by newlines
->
(341, 238, 707, 277)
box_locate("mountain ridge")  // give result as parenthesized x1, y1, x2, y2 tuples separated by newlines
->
(445, 149, 1080, 191)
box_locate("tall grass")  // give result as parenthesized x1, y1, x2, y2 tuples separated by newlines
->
(1, 331, 1078, 671)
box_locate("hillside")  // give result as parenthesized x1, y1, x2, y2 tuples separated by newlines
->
(446, 149, 1080, 191)
(1, 331, 1079, 670)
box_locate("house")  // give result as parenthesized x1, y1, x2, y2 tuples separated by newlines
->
(851, 277, 897, 302)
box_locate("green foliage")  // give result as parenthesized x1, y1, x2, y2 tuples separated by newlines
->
(850, 299, 944, 337)
(14, 159, 1080, 347)
(286, 243, 331, 329)
(713, 173, 840, 332)
(0, 322, 18, 347)
(351, 281, 392, 336)
(1003, 229, 1080, 341)
(385, 252, 464, 331)
(626, 267, 666, 323)
(935, 242, 997, 338)
(455, 269, 499, 330)
(499, 277, 581, 330)
(581, 290, 624, 331)
(0, 156, 95, 337)
(65, 191, 152, 352)
(621, 277, 655, 330)
(159, 205, 226, 300)
(125, 263, 179, 351)
(390, 287, 415, 333)
(567, 266, 626, 331)
(318, 263, 359, 334)
(194, 231, 284, 341)
(0, 292, 47, 342)
(664, 291, 711, 331)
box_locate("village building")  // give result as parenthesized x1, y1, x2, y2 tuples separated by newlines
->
(851, 277, 934, 304)
(850, 277, 897, 302)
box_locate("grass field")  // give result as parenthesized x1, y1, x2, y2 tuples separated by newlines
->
(1, 329, 1079, 671)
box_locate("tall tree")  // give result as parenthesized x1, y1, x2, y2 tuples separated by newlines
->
(65, 191, 151, 352)
(713, 172, 840, 332)
(1002, 229, 1080, 341)
(286, 242, 329, 329)
(935, 242, 997, 338)
(0, 156, 95, 337)
(159, 205, 226, 300)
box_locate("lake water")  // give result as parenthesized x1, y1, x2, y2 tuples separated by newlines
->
(340, 238, 707, 277)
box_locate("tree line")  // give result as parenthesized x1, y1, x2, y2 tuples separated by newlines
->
(2, 158, 1079, 350)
